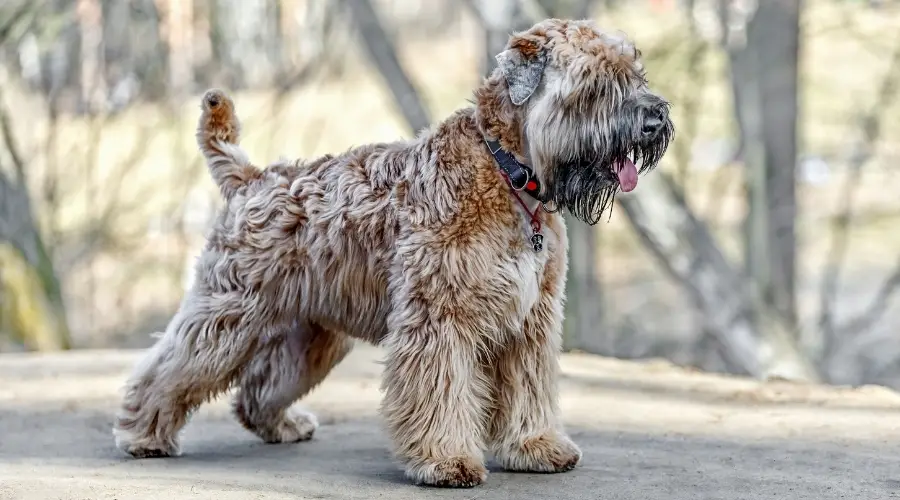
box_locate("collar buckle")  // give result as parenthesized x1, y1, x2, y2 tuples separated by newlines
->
(508, 167, 530, 192)
(483, 138, 543, 201)
(484, 137, 547, 253)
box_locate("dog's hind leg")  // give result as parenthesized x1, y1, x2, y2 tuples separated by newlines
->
(232, 322, 353, 444)
(113, 287, 278, 458)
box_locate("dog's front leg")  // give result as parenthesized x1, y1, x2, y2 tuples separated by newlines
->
(488, 255, 582, 473)
(380, 291, 491, 487)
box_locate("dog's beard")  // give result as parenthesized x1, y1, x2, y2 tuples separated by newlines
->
(541, 132, 672, 225)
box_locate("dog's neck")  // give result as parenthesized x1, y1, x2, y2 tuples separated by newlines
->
(473, 73, 547, 194)
(483, 137, 545, 203)
(473, 76, 549, 252)
(473, 75, 531, 163)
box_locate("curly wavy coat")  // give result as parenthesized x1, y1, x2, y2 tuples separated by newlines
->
(113, 18, 672, 488)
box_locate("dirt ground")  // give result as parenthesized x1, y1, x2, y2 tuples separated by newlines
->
(1, 343, 899, 499)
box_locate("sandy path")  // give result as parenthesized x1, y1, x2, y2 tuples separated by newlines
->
(1, 344, 899, 499)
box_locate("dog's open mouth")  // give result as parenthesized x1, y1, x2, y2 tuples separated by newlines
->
(614, 158, 638, 192)
(544, 146, 665, 225)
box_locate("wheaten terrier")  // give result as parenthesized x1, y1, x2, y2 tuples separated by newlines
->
(113, 18, 673, 488)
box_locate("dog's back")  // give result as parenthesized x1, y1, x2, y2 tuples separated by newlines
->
(194, 90, 409, 344)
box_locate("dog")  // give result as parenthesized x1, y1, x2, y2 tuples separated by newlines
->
(112, 18, 673, 488)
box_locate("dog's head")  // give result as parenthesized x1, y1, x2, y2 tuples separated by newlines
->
(478, 19, 674, 224)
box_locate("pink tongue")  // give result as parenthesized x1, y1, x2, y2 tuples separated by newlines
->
(615, 159, 638, 192)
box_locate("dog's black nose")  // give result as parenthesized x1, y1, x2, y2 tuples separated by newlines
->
(642, 111, 665, 137)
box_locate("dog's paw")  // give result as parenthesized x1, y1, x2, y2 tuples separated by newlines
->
(113, 423, 181, 459)
(406, 456, 488, 488)
(494, 431, 582, 473)
(124, 444, 176, 459)
(262, 407, 318, 444)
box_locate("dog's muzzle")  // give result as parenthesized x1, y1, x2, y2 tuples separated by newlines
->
(641, 107, 667, 139)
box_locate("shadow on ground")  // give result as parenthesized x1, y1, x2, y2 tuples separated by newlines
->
(0, 403, 898, 500)
(2, 346, 900, 499)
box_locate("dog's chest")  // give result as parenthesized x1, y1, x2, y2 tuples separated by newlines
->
(507, 205, 561, 324)
(513, 247, 544, 320)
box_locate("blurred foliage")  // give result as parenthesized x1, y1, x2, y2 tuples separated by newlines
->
(0, 0, 899, 388)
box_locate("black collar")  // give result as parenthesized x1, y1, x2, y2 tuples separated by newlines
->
(484, 138, 546, 202)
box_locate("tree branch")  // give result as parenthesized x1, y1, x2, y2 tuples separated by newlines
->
(818, 36, 900, 351)
(835, 257, 900, 338)
(0, 1, 36, 46)
(344, 0, 432, 134)
(617, 171, 818, 381)
(465, 0, 547, 28)
(672, 6, 709, 187)
(0, 84, 27, 185)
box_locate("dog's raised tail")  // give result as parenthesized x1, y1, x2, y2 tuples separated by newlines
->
(196, 89, 260, 201)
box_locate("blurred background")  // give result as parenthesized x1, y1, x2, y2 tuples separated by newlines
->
(0, 0, 898, 389)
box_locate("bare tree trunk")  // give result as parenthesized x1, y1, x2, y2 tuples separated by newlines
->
(562, 213, 603, 351)
(0, 91, 71, 350)
(537, 0, 594, 18)
(132, 0, 169, 102)
(718, 0, 750, 165)
(618, 174, 817, 381)
(755, 0, 801, 328)
(154, 0, 195, 99)
(466, 0, 536, 75)
(716, 0, 809, 378)
(725, 0, 802, 330)
(817, 36, 900, 373)
(0, 13, 70, 348)
(211, 0, 283, 89)
(279, 0, 302, 66)
(344, 0, 432, 134)
(76, 0, 106, 113)
(0, 242, 70, 351)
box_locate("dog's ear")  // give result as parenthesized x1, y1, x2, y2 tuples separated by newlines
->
(495, 37, 547, 106)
